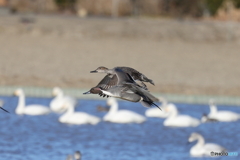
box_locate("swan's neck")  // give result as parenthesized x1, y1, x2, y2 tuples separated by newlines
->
(210, 104, 218, 114)
(60, 105, 74, 122)
(65, 105, 74, 115)
(162, 99, 168, 107)
(109, 101, 118, 114)
(168, 108, 178, 118)
(56, 91, 64, 98)
(17, 92, 26, 109)
(194, 135, 205, 148)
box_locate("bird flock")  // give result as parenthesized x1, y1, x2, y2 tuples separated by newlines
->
(1, 66, 240, 158)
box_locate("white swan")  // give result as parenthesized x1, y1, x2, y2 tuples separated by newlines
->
(59, 102, 100, 125)
(50, 87, 77, 113)
(103, 98, 146, 124)
(74, 151, 81, 160)
(201, 113, 218, 123)
(66, 151, 81, 160)
(145, 97, 175, 118)
(207, 99, 240, 122)
(188, 132, 226, 157)
(163, 105, 200, 127)
(14, 88, 51, 115)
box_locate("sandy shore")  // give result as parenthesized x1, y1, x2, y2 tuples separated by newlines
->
(0, 14, 240, 96)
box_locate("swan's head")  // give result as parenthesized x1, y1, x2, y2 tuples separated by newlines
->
(14, 88, 24, 96)
(83, 87, 102, 95)
(188, 132, 201, 142)
(61, 101, 74, 110)
(90, 66, 109, 73)
(158, 97, 167, 103)
(52, 87, 63, 96)
(107, 97, 117, 106)
(74, 151, 81, 160)
(209, 99, 215, 106)
(164, 104, 177, 113)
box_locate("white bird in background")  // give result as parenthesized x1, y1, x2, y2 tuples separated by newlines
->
(188, 132, 226, 157)
(14, 88, 51, 115)
(74, 151, 81, 160)
(103, 98, 146, 124)
(59, 101, 100, 125)
(163, 105, 200, 127)
(201, 113, 218, 123)
(50, 87, 77, 113)
(207, 99, 240, 122)
(66, 151, 81, 160)
(145, 97, 175, 118)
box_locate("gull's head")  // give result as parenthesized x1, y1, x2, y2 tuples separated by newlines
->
(14, 88, 23, 96)
(188, 132, 201, 142)
(90, 66, 109, 73)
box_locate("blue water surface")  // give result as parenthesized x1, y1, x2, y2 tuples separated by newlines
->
(0, 96, 239, 160)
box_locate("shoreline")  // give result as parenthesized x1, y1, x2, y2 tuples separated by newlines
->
(2, 86, 240, 106)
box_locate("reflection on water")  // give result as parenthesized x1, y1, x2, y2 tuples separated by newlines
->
(0, 96, 239, 160)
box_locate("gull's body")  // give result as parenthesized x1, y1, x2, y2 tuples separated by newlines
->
(59, 102, 100, 125)
(207, 99, 240, 122)
(103, 98, 146, 123)
(163, 105, 200, 127)
(14, 88, 51, 115)
(50, 87, 77, 113)
(188, 132, 226, 157)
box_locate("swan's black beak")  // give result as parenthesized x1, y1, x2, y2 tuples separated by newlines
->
(83, 91, 91, 94)
(90, 70, 97, 73)
(0, 107, 9, 113)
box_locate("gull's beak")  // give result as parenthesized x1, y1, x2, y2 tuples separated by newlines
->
(90, 70, 97, 73)
(83, 90, 91, 94)
(0, 107, 9, 113)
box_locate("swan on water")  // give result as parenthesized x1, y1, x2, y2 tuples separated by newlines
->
(206, 99, 240, 122)
(59, 101, 100, 125)
(50, 87, 77, 113)
(103, 98, 146, 124)
(14, 88, 51, 115)
(188, 132, 226, 157)
(163, 105, 200, 127)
